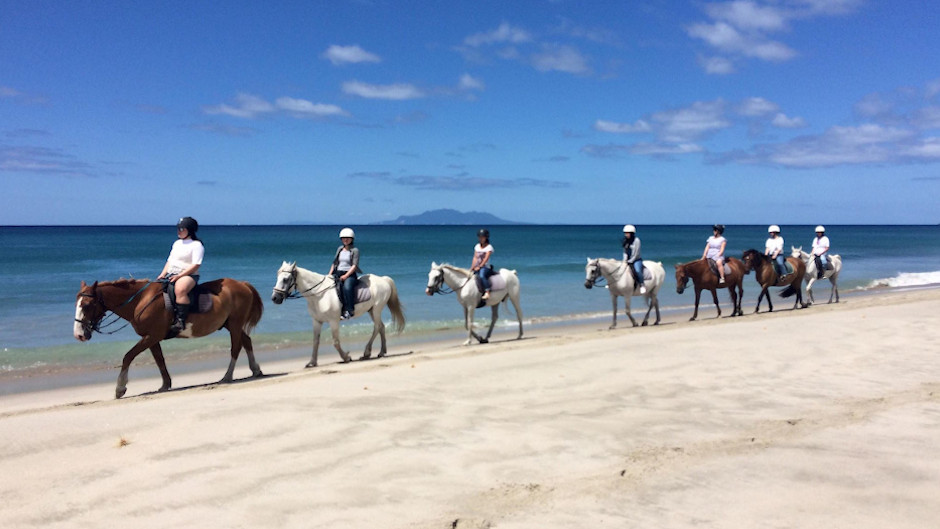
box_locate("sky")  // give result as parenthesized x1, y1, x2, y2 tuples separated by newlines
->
(1, 0, 939, 225)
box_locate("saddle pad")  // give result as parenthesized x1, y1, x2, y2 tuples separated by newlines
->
(784, 261, 795, 275)
(707, 259, 732, 276)
(642, 267, 652, 281)
(473, 271, 507, 293)
(355, 283, 372, 303)
(163, 292, 213, 314)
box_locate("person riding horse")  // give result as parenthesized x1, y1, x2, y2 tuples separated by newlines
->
(701, 224, 728, 284)
(765, 225, 786, 278)
(622, 224, 646, 294)
(812, 225, 831, 279)
(157, 216, 203, 337)
(471, 228, 495, 301)
(328, 227, 360, 320)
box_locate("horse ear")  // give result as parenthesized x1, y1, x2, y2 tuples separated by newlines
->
(431, 261, 438, 268)
(80, 280, 87, 288)
(91, 281, 98, 289)
(586, 257, 591, 263)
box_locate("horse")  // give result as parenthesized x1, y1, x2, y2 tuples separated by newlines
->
(741, 249, 807, 312)
(425, 262, 523, 345)
(791, 246, 841, 305)
(74, 278, 264, 399)
(584, 258, 665, 329)
(674, 258, 745, 320)
(271, 262, 405, 367)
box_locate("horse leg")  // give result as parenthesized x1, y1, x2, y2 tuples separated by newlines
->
(691, 288, 702, 321)
(805, 277, 816, 305)
(306, 320, 324, 368)
(652, 294, 661, 325)
(737, 282, 745, 316)
(609, 293, 618, 329)
(625, 296, 638, 327)
(641, 294, 653, 326)
(361, 308, 384, 360)
(221, 326, 245, 383)
(242, 332, 263, 376)
(116, 337, 159, 398)
(464, 306, 476, 345)
(482, 304, 498, 343)
(710, 288, 722, 318)
(149, 343, 172, 392)
(831, 275, 839, 303)
(331, 321, 352, 363)
(511, 293, 524, 340)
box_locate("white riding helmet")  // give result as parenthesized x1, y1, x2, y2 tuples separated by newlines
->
(623, 224, 636, 233)
(768, 225, 780, 233)
(339, 227, 355, 239)
(815, 225, 826, 233)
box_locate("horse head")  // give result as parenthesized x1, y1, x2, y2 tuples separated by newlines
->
(790, 246, 804, 260)
(584, 258, 601, 289)
(675, 263, 689, 294)
(74, 280, 105, 342)
(271, 261, 297, 304)
(740, 249, 761, 273)
(426, 262, 444, 296)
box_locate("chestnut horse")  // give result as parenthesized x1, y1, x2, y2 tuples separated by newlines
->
(674, 258, 745, 320)
(740, 249, 807, 313)
(74, 278, 264, 398)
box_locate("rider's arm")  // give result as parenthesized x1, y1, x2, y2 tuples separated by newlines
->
(701, 243, 709, 260)
(477, 249, 492, 269)
(171, 263, 200, 281)
(341, 249, 360, 280)
(718, 240, 727, 257)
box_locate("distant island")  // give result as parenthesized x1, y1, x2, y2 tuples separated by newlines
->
(375, 209, 524, 225)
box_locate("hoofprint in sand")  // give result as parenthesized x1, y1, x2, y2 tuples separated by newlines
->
(1, 288, 939, 528)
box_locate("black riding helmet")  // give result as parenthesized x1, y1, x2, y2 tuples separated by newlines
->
(712, 224, 725, 235)
(477, 228, 490, 238)
(177, 217, 199, 237)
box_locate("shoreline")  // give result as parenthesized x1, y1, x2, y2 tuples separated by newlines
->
(1, 283, 935, 404)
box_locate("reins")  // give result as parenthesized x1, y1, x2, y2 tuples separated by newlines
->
(277, 269, 335, 300)
(76, 281, 154, 335)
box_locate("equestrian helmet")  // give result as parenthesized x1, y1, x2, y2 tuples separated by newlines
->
(712, 224, 725, 234)
(623, 224, 636, 233)
(477, 228, 490, 238)
(177, 216, 199, 233)
(815, 225, 826, 233)
(339, 227, 355, 239)
(768, 225, 780, 233)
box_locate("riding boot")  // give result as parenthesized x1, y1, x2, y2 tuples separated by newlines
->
(169, 304, 190, 338)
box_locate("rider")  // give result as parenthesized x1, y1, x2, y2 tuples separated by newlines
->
(765, 225, 785, 277)
(157, 217, 204, 336)
(622, 225, 646, 294)
(471, 228, 495, 301)
(329, 227, 359, 320)
(701, 224, 727, 284)
(812, 225, 830, 279)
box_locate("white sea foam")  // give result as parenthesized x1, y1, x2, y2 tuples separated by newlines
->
(863, 271, 940, 289)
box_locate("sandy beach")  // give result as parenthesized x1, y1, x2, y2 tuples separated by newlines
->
(1, 288, 939, 528)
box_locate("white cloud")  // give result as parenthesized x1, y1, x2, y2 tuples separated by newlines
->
(704, 1, 788, 31)
(531, 44, 590, 74)
(464, 22, 533, 47)
(321, 44, 381, 65)
(699, 55, 736, 74)
(458, 73, 485, 91)
(342, 81, 425, 100)
(651, 100, 731, 142)
(912, 106, 940, 129)
(738, 97, 779, 116)
(687, 21, 796, 61)
(927, 79, 940, 99)
(629, 142, 705, 155)
(593, 119, 651, 134)
(771, 112, 807, 128)
(901, 137, 940, 158)
(203, 93, 276, 118)
(275, 97, 348, 117)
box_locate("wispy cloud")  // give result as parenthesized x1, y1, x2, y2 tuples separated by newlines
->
(593, 119, 651, 134)
(531, 44, 591, 74)
(348, 170, 569, 190)
(321, 44, 381, 65)
(463, 22, 533, 47)
(0, 85, 48, 105)
(203, 93, 348, 120)
(458, 22, 594, 76)
(342, 81, 425, 100)
(0, 145, 97, 177)
(687, 0, 864, 73)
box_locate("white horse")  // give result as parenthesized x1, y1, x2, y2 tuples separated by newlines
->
(584, 258, 665, 329)
(425, 262, 523, 345)
(791, 246, 841, 304)
(271, 262, 405, 367)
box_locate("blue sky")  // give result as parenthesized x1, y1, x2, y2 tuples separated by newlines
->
(2, 0, 939, 225)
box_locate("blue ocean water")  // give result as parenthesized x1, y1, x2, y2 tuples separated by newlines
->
(1, 224, 939, 375)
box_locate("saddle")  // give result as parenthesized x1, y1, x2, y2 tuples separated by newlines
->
(163, 280, 217, 314)
(334, 276, 373, 304)
(627, 264, 653, 290)
(707, 259, 732, 277)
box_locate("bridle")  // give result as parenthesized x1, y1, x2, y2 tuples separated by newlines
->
(427, 266, 472, 296)
(75, 281, 155, 335)
(587, 259, 626, 287)
(275, 268, 335, 299)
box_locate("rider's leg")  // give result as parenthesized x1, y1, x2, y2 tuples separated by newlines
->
(633, 259, 646, 292)
(716, 257, 726, 282)
(341, 274, 357, 318)
(171, 276, 196, 334)
(479, 267, 492, 299)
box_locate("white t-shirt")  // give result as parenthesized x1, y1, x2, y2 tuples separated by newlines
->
(765, 237, 784, 255)
(705, 236, 726, 259)
(473, 243, 493, 268)
(167, 239, 205, 274)
(812, 236, 830, 256)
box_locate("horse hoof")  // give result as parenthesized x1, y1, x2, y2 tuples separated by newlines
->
(158, 385, 171, 392)
(115, 387, 127, 399)
(478, 338, 489, 344)
(359, 355, 371, 361)
(305, 362, 317, 368)
(641, 321, 648, 327)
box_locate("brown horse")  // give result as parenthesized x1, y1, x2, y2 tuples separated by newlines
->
(741, 249, 807, 313)
(74, 278, 264, 398)
(674, 258, 745, 320)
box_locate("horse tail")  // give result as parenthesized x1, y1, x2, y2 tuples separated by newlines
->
(778, 284, 799, 299)
(243, 282, 264, 335)
(385, 277, 406, 334)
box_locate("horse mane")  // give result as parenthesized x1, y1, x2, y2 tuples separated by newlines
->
(438, 263, 472, 277)
(99, 278, 149, 289)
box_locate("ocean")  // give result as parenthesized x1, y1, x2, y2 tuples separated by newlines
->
(2, 224, 939, 381)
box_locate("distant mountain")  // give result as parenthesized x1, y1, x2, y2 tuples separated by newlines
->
(376, 209, 524, 225)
